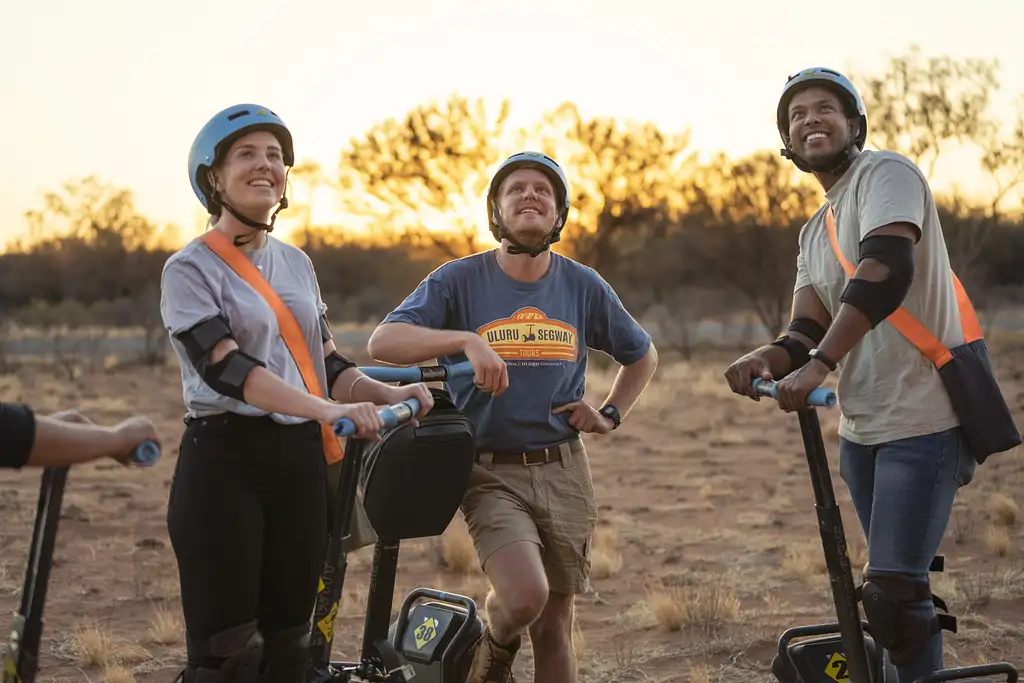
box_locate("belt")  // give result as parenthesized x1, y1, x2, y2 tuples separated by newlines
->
(481, 438, 579, 466)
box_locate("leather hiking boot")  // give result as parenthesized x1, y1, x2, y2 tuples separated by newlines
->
(465, 627, 520, 683)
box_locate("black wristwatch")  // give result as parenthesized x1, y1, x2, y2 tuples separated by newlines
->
(599, 404, 621, 430)
(808, 348, 838, 372)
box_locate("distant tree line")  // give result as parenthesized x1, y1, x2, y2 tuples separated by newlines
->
(2, 45, 1023, 356)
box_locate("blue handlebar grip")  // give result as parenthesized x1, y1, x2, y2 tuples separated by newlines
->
(443, 361, 476, 379)
(751, 379, 836, 407)
(127, 440, 160, 467)
(333, 398, 422, 438)
(357, 366, 425, 383)
(356, 360, 476, 384)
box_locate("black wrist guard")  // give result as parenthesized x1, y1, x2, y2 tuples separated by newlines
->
(325, 350, 357, 396)
(770, 335, 811, 372)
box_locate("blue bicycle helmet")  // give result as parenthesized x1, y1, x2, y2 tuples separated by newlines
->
(776, 67, 868, 174)
(188, 103, 295, 213)
(486, 151, 571, 257)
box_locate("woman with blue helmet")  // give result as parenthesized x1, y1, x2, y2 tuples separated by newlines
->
(161, 104, 434, 683)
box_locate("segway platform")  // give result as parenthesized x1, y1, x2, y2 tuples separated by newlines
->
(751, 379, 1018, 683)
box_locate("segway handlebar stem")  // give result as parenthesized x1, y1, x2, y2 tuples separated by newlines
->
(751, 378, 837, 407)
(356, 360, 475, 385)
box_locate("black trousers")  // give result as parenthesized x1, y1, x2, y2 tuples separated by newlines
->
(167, 412, 328, 667)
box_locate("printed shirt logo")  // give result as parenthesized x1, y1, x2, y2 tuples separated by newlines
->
(477, 307, 577, 361)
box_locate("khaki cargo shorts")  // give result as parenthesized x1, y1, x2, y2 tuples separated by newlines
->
(460, 437, 599, 595)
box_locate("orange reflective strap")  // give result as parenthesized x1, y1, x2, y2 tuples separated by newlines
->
(951, 272, 984, 343)
(200, 230, 344, 465)
(823, 205, 980, 369)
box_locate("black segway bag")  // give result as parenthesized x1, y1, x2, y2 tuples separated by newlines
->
(359, 388, 476, 541)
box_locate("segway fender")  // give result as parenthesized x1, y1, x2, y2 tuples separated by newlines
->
(773, 622, 895, 683)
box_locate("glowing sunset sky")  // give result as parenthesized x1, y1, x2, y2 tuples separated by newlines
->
(3, 0, 1022, 249)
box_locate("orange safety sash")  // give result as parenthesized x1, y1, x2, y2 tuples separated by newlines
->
(825, 205, 984, 369)
(200, 230, 344, 464)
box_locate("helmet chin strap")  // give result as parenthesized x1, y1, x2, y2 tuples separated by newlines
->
(494, 209, 560, 258)
(783, 125, 860, 177)
(209, 169, 291, 246)
(784, 145, 857, 177)
(219, 195, 289, 246)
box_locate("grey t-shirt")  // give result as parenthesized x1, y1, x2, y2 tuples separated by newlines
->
(794, 150, 961, 445)
(381, 250, 652, 453)
(160, 233, 329, 424)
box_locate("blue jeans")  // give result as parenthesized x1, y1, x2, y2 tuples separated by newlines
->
(839, 426, 977, 683)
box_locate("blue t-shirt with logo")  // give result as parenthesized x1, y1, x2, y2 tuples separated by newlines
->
(381, 250, 651, 453)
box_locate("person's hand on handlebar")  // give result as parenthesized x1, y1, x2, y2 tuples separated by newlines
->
(774, 359, 830, 412)
(321, 402, 385, 442)
(50, 410, 162, 466)
(724, 349, 774, 400)
(462, 334, 509, 397)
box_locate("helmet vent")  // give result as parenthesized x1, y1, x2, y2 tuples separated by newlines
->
(227, 110, 251, 121)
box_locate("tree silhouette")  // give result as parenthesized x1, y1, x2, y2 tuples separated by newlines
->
(518, 102, 695, 271)
(853, 45, 1000, 178)
(335, 94, 512, 258)
(684, 151, 821, 338)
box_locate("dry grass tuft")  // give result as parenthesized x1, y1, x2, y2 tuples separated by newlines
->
(590, 526, 624, 579)
(644, 579, 741, 634)
(782, 543, 826, 580)
(987, 493, 1019, 527)
(103, 664, 135, 683)
(439, 515, 481, 575)
(984, 525, 1010, 557)
(148, 603, 182, 645)
(73, 622, 115, 667)
(690, 665, 714, 683)
(72, 621, 151, 669)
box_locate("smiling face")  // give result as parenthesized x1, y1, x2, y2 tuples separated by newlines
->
(786, 85, 856, 165)
(208, 130, 287, 217)
(494, 167, 560, 246)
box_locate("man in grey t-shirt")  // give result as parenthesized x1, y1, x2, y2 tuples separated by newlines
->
(725, 68, 989, 682)
(369, 152, 659, 683)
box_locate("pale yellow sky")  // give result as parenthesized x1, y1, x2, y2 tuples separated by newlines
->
(3, 0, 1023, 249)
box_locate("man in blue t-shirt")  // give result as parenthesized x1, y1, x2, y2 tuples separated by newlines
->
(368, 151, 659, 683)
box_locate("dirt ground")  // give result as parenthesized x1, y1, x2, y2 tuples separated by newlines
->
(1, 343, 1022, 683)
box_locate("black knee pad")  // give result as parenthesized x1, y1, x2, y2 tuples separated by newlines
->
(262, 623, 311, 683)
(861, 572, 943, 666)
(185, 620, 264, 683)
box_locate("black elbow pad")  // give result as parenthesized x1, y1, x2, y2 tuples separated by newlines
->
(0, 402, 36, 469)
(203, 349, 266, 402)
(174, 315, 234, 371)
(173, 315, 264, 401)
(840, 235, 915, 327)
(325, 350, 357, 394)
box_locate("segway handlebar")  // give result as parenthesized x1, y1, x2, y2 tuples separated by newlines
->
(751, 378, 837, 408)
(127, 441, 160, 467)
(356, 360, 475, 384)
(333, 398, 423, 438)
